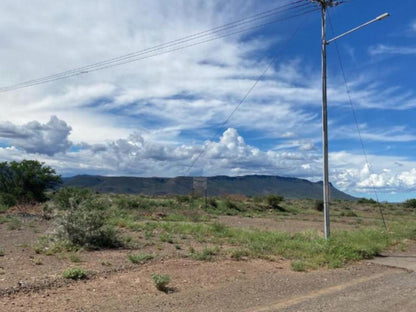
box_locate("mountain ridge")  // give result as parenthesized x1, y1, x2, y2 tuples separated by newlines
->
(63, 174, 355, 200)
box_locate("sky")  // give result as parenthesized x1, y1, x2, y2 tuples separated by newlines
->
(0, 0, 415, 202)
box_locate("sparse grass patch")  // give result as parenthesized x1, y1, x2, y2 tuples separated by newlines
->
(339, 210, 358, 217)
(159, 232, 174, 244)
(192, 247, 220, 261)
(69, 252, 82, 263)
(128, 253, 154, 264)
(230, 249, 250, 260)
(7, 217, 22, 230)
(0, 247, 5, 256)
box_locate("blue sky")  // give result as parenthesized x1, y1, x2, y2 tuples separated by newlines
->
(0, 0, 415, 201)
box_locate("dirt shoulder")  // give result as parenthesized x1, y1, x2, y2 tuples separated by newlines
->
(1, 258, 414, 312)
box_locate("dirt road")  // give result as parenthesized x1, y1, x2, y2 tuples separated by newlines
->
(1, 258, 415, 312)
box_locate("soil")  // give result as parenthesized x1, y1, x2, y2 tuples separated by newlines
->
(1, 208, 415, 311)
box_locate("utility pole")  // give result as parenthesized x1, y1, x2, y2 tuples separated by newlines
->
(311, 0, 389, 239)
(313, 0, 338, 239)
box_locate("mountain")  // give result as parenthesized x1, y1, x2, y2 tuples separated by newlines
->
(63, 175, 355, 200)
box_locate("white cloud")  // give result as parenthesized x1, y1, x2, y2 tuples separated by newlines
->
(369, 44, 416, 56)
(0, 1, 415, 199)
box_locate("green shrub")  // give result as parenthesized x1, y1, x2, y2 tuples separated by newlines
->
(57, 195, 121, 249)
(151, 274, 171, 291)
(116, 196, 140, 209)
(62, 267, 87, 280)
(291, 260, 307, 272)
(208, 198, 218, 208)
(265, 194, 285, 211)
(0, 160, 61, 204)
(0, 193, 16, 208)
(175, 195, 190, 203)
(403, 198, 416, 209)
(128, 253, 154, 264)
(53, 187, 93, 210)
(314, 200, 324, 212)
(357, 198, 377, 204)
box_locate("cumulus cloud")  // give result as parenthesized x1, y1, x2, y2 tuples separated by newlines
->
(0, 1, 415, 199)
(0, 116, 72, 155)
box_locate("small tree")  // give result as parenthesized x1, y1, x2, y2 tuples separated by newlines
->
(265, 194, 284, 210)
(0, 160, 61, 205)
(403, 198, 416, 209)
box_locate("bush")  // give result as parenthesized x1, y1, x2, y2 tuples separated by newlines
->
(116, 196, 140, 209)
(0, 160, 61, 205)
(265, 194, 285, 211)
(225, 199, 240, 210)
(0, 193, 16, 208)
(357, 198, 377, 204)
(208, 198, 218, 208)
(53, 187, 93, 210)
(175, 195, 190, 203)
(403, 198, 416, 209)
(62, 267, 87, 280)
(314, 200, 324, 212)
(151, 274, 171, 291)
(56, 188, 121, 249)
(291, 260, 307, 272)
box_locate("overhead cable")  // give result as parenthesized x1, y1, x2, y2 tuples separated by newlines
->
(0, 0, 316, 93)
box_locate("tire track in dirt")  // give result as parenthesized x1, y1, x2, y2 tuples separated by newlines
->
(246, 272, 388, 312)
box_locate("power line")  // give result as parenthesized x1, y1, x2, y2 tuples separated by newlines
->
(327, 12, 387, 230)
(0, 0, 316, 93)
(184, 17, 308, 175)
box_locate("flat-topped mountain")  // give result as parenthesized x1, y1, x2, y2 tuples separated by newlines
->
(63, 175, 355, 200)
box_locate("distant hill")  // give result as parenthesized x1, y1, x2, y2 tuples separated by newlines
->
(63, 175, 355, 200)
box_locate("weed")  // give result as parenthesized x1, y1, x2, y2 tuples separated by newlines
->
(62, 267, 87, 280)
(175, 195, 190, 203)
(32, 257, 43, 265)
(69, 253, 82, 263)
(128, 253, 154, 264)
(159, 232, 174, 244)
(193, 247, 219, 261)
(101, 260, 112, 266)
(0, 248, 4, 256)
(7, 217, 22, 230)
(340, 210, 358, 217)
(151, 273, 171, 292)
(291, 260, 307, 272)
(230, 249, 250, 260)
